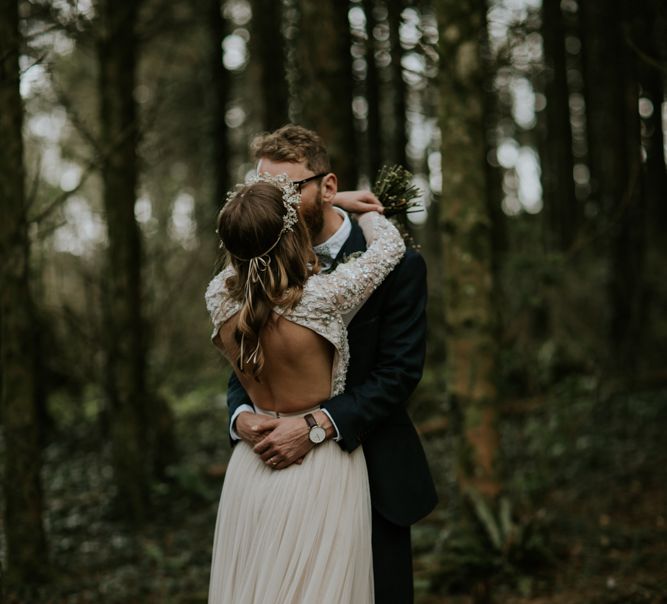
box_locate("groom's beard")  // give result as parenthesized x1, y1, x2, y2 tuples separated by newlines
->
(301, 191, 324, 240)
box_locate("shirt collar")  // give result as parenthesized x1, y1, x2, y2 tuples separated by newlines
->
(313, 207, 351, 262)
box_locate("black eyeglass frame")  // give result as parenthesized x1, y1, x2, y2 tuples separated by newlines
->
(292, 172, 328, 193)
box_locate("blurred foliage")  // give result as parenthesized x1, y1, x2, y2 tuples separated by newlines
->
(413, 376, 667, 603)
(2, 374, 664, 602)
(1, 379, 230, 603)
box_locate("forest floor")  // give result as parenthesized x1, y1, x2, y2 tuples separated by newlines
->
(1, 375, 666, 603)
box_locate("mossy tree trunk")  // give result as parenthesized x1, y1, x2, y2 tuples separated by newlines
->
(294, 0, 357, 188)
(0, 0, 50, 585)
(97, 0, 151, 523)
(435, 0, 501, 503)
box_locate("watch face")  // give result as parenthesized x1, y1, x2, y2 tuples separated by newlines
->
(309, 425, 326, 444)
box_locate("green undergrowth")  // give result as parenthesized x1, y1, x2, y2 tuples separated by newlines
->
(1, 375, 665, 603)
(413, 376, 667, 603)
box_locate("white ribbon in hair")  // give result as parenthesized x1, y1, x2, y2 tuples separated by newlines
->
(239, 254, 272, 370)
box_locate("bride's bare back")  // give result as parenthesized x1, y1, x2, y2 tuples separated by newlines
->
(217, 312, 335, 414)
(206, 211, 406, 415)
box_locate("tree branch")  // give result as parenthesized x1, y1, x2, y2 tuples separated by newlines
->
(48, 66, 101, 155)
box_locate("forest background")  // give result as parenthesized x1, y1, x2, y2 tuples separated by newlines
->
(1, 0, 666, 602)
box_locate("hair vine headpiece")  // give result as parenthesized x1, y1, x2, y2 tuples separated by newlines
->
(247, 171, 301, 233)
(221, 171, 301, 261)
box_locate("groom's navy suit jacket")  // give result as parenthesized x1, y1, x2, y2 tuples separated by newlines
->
(227, 220, 438, 527)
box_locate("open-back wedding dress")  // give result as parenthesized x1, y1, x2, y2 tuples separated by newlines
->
(204, 211, 405, 604)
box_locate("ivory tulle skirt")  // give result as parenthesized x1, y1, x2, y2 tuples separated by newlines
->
(207, 405, 374, 604)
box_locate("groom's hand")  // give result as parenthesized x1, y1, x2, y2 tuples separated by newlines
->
(234, 412, 276, 446)
(253, 417, 314, 470)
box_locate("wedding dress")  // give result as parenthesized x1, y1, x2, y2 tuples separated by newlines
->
(204, 212, 405, 604)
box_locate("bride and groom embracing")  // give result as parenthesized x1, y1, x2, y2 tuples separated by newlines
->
(205, 124, 437, 604)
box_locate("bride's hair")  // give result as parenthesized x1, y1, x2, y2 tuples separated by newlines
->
(217, 181, 318, 378)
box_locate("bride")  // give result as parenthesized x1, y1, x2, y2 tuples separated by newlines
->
(205, 172, 405, 603)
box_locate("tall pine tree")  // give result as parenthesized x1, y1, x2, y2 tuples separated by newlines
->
(97, 0, 151, 522)
(293, 0, 357, 188)
(541, 0, 577, 250)
(580, 0, 646, 373)
(0, 0, 50, 584)
(250, 0, 289, 131)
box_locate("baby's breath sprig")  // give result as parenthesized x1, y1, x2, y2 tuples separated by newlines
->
(372, 164, 422, 218)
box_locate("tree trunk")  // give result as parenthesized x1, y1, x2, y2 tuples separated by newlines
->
(387, 0, 408, 167)
(610, 2, 647, 375)
(637, 0, 667, 234)
(435, 0, 501, 502)
(97, 0, 151, 523)
(580, 0, 646, 373)
(421, 191, 447, 373)
(0, 0, 50, 584)
(363, 0, 383, 181)
(637, 0, 667, 373)
(580, 1, 626, 216)
(541, 0, 577, 250)
(210, 0, 231, 210)
(250, 0, 289, 131)
(294, 0, 357, 188)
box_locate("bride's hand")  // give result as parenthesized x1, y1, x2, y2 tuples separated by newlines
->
(253, 417, 314, 470)
(333, 190, 384, 214)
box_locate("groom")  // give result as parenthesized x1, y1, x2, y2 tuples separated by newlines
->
(227, 124, 437, 603)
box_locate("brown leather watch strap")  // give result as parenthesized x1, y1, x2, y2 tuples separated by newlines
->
(304, 413, 317, 429)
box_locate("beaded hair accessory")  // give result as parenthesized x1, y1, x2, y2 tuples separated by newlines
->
(223, 171, 301, 261)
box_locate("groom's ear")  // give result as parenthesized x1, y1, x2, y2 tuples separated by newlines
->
(320, 172, 338, 204)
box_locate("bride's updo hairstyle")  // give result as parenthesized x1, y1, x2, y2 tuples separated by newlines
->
(217, 180, 318, 378)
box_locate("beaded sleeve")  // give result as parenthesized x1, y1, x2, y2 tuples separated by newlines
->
(309, 211, 406, 315)
(204, 265, 238, 345)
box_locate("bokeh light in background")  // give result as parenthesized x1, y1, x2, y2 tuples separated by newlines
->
(18, 0, 575, 254)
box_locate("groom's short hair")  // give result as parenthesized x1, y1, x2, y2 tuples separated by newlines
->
(251, 124, 331, 175)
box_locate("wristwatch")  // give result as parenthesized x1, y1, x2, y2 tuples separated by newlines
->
(304, 413, 326, 444)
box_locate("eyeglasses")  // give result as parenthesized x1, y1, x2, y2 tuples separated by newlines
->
(292, 173, 327, 193)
